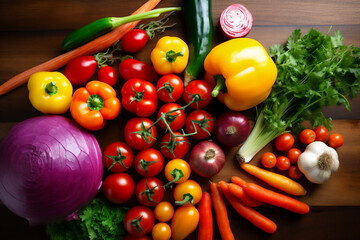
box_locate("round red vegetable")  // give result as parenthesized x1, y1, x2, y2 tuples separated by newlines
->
(261, 152, 277, 168)
(287, 148, 302, 164)
(288, 165, 302, 179)
(189, 141, 226, 177)
(102, 173, 135, 204)
(135, 177, 164, 207)
(157, 103, 185, 131)
(124, 206, 155, 237)
(64, 56, 98, 85)
(185, 109, 215, 139)
(328, 133, 344, 148)
(314, 126, 329, 142)
(275, 133, 295, 151)
(299, 129, 316, 145)
(276, 156, 291, 171)
(98, 65, 118, 86)
(121, 29, 149, 53)
(183, 80, 212, 109)
(124, 117, 157, 150)
(156, 74, 184, 103)
(134, 148, 164, 177)
(220, 4, 253, 39)
(160, 131, 190, 159)
(102, 141, 134, 172)
(119, 58, 159, 82)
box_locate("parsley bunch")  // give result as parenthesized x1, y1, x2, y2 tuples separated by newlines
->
(236, 28, 360, 163)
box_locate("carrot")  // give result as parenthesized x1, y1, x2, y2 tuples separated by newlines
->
(240, 163, 307, 196)
(230, 176, 247, 186)
(198, 192, 213, 240)
(219, 181, 277, 234)
(242, 183, 310, 214)
(0, 0, 162, 96)
(228, 183, 262, 207)
(210, 182, 234, 240)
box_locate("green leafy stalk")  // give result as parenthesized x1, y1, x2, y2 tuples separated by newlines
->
(236, 28, 360, 164)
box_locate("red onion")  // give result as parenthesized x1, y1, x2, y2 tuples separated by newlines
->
(189, 141, 225, 177)
(220, 4, 253, 39)
(214, 111, 250, 147)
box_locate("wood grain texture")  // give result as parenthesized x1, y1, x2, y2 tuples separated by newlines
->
(0, 0, 359, 239)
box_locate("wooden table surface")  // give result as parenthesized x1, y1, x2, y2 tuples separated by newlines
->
(1, 0, 360, 239)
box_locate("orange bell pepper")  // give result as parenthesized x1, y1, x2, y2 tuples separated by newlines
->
(70, 81, 121, 131)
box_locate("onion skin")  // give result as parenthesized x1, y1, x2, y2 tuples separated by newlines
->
(190, 141, 225, 177)
(214, 111, 250, 147)
(0, 115, 103, 225)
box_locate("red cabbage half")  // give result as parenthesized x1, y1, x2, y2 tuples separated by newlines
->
(0, 115, 103, 225)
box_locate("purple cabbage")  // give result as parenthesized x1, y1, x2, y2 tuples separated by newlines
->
(0, 115, 103, 225)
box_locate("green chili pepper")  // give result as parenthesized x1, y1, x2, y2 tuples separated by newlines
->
(183, 0, 213, 86)
(62, 7, 181, 51)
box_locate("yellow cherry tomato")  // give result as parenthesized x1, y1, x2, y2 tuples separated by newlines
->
(152, 222, 171, 240)
(164, 159, 191, 184)
(154, 201, 174, 222)
(173, 180, 202, 206)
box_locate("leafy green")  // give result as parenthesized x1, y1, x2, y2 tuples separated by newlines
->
(46, 196, 129, 240)
(237, 28, 360, 163)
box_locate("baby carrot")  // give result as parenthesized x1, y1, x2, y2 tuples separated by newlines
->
(210, 182, 235, 240)
(0, 0, 162, 96)
(242, 183, 310, 214)
(228, 183, 262, 207)
(230, 176, 247, 186)
(219, 181, 277, 234)
(240, 163, 307, 196)
(198, 192, 213, 240)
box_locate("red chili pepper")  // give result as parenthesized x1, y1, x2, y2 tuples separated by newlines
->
(198, 192, 213, 240)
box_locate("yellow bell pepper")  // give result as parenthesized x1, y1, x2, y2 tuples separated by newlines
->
(150, 36, 189, 75)
(28, 71, 73, 114)
(204, 38, 277, 111)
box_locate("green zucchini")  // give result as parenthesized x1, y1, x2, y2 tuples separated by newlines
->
(183, 0, 213, 85)
(62, 7, 181, 51)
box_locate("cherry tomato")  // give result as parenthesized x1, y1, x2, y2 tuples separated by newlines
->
(119, 58, 159, 82)
(261, 152, 277, 168)
(288, 165, 302, 179)
(103, 141, 134, 172)
(164, 159, 191, 184)
(64, 56, 97, 85)
(154, 201, 174, 222)
(183, 80, 212, 109)
(314, 126, 329, 142)
(121, 29, 149, 53)
(121, 78, 158, 117)
(160, 131, 190, 159)
(156, 74, 184, 103)
(173, 180, 202, 206)
(102, 173, 135, 204)
(287, 148, 302, 164)
(124, 205, 155, 237)
(185, 109, 214, 139)
(134, 148, 164, 177)
(275, 133, 295, 151)
(152, 222, 171, 240)
(276, 156, 291, 171)
(135, 177, 164, 207)
(300, 129, 316, 144)
(328, 133, 344, 148)
(124, 117, 157, 150)
(98, 65, 118, 86)
(157, 103, 185, 131)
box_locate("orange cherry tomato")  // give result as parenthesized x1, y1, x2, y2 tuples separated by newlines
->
(314, 126, 329, 142)
(164, 159, 191, 184)
(261, 152, 277, 168)
(275, 133, 295, 151)
(173, 180, 202, 206)
(300, 129, 316, 144)
(154, 201, 174, 222)
(288, 166, 302, 179)
(152, 222, 172, 240)
(276, 156, 290, 171)
(287, 148, 302, 164)
(328, 133, 344, 148)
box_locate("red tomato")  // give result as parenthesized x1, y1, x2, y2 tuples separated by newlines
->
(102, 173, 135, 204)
(275, 133, 295, 151)
(185, 109, 214, 139)
(288, 165, 302, 179)
(134, 148, 164, 177)
(300, 129, 316, 144)
(287, 148, 302, 164)
(135, 177, 164, 207)
(124, 117, 157, 150)
(119, 58, 159, 82)
(98, 65, 118, 86)
(160, 131, 190, 159)
(121, 29, 149, 53)
(124, 206, 155, 237)
(314, 126, 329, 142)
(103, 141, 134, 172)
(261, 152, 277, 168)
(328, 133, 344, 148)
(64, 56, 97, 85)
(121, 78, 158, 117)
(156, 74, 184, 103)
(157, 103, 185, 131)
(183, 80, 212, 109)
(276, 156, 291, 171)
